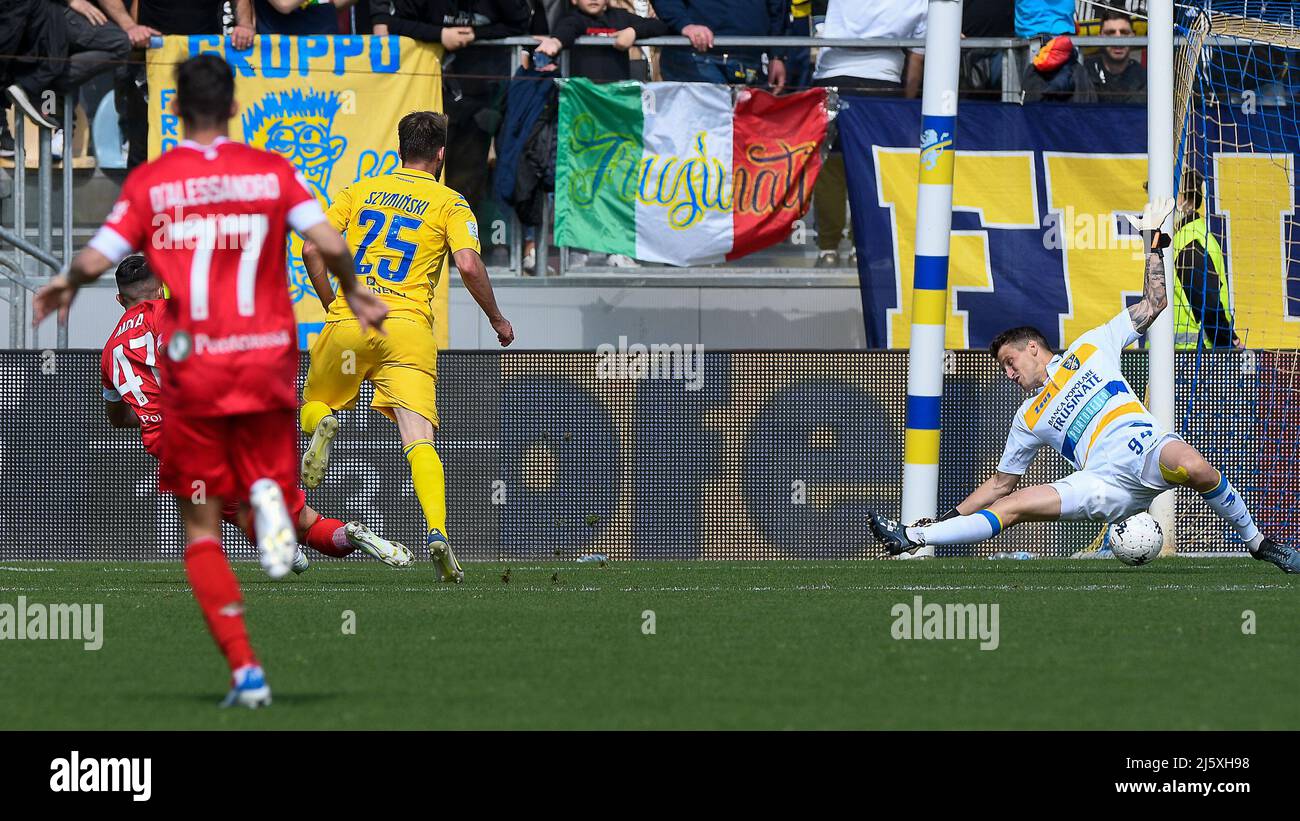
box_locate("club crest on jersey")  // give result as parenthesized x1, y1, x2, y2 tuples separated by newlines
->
(1061, 353, 1080, 371)
(167, 330, 192, 362)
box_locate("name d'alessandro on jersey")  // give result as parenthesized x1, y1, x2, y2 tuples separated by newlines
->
(147, 173, 285, 211)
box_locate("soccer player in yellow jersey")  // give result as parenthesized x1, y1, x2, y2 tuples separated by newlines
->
(299, 111, 514, 583)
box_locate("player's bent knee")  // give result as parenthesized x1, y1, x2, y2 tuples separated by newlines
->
(1165, 455, 1219, 492)
(1158, 461, 1191, 485)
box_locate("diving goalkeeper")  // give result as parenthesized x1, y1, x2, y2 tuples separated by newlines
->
(868, 200, 1300, 573)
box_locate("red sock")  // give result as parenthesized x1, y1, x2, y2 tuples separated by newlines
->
(304, 517, 354, 558)
(184, 537, 257, 672)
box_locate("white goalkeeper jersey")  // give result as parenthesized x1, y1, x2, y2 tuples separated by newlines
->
(998, 309, 1161, 474)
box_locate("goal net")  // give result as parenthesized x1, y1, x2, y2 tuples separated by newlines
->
(1172, 1, 1300, 550)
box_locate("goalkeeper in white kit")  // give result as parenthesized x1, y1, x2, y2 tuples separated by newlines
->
(868, 200, 1300, 573)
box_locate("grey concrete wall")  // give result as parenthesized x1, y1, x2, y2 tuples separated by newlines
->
(7, 276, 868, 351)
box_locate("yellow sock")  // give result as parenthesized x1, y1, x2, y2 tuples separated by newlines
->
(300, 400, 333, 434)
(404, 439, 447, 535)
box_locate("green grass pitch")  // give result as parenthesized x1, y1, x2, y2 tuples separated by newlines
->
(0, 559, 1294, 729)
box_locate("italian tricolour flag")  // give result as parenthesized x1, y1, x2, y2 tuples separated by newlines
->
(555, 80, 829, 267)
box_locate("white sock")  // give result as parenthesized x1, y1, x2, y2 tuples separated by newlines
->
(1200, 474, 1263, 550)
(910, 510, 1003, 546)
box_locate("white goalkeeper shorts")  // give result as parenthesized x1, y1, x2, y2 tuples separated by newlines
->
(1050, 424, 1184, 523)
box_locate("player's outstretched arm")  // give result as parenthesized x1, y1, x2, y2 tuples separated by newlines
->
(1121, 197, 1174, 334)
(301, 222, 388, 334)
(300, 241, 337, 311)
(453, 248, 514, 347)
(32, 247, 114, 326)
(954, 471, 1021, 517)
(1127, 244, 1169, 334)
(908, 471, 1019, 528)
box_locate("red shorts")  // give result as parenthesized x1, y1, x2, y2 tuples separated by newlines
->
(159, 408, 305, 516)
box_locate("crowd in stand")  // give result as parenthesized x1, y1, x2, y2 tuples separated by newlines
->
(1, 0, 1154, 271)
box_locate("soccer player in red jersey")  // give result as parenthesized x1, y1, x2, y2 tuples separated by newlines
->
(35, 54, 389, 709)
(102, 254, 413, 573)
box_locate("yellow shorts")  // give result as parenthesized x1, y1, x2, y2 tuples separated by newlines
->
(303, 318, 439, 427)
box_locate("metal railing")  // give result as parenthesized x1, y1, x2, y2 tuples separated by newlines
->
(479, 34, 1155, 278)
(1, 98, 75, 347)
(0, 34, 1160, 346)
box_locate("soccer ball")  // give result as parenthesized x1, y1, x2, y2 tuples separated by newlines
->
(1106, 513, 1164, 566)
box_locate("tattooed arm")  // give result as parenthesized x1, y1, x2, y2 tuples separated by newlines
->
(1129, 238, 1170, 333)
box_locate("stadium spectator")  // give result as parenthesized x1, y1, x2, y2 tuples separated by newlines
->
(811, 0, 925, 268)
(523, 0, 660, 271)
(959, 0, 1015, 98)
(654, 0, 789, 92)
(372, 1, 533, 217)
(111, 0, 254, 169)
(254, 0, 355, 34)
(783, 0, 818, 93)
(52, 1, 133, 159)
(1171, 169, 1242, 349)
(1015, 0, 1074, 39)
(1, 0, 67, 131)
(95, 0, 162, 49)
(531, 0, 565, 31)
(1016, 0, 1093, 102)
(1085, 10, 1146, 104)
(61, 2, 132, 93)
(533, 0, 668, 83)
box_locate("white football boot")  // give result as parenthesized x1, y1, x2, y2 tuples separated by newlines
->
(250, 478, 296, 580)
(344, 521, 412, 568)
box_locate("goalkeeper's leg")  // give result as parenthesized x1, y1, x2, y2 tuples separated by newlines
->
(1155, 440, 1300, 572)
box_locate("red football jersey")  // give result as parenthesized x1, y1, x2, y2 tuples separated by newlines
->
(101, 299, 166, 458)
(88, 137, 325, 418)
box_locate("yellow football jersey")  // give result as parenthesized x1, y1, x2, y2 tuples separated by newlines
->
(324, 168, 480, 325)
